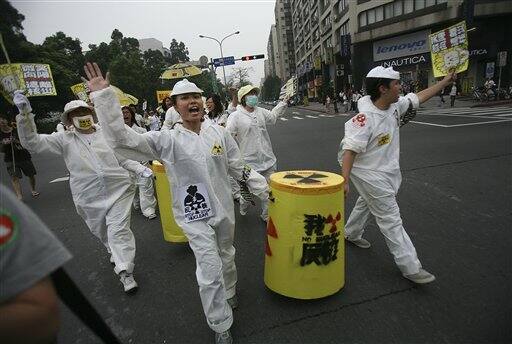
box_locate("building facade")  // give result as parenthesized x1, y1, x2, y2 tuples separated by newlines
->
(138, 38, 171, 58)
(288, 0, 511, 100)
(274, 0, 296, 82)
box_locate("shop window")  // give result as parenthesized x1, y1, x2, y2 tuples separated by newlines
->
(394, 1, 403, 16)
(375, 6, 384, 22)
(414, 0, 425, 10)
(437, 0, 447, 3)
(359, 12, 367, 27)
(404, 0, 414, 14)
(385, 3, 393, 19)
(426, 0, 435, 7)
(367, 9, 376, 24)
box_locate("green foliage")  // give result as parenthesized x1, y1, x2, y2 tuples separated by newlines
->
(261, 76, 282, 101)
(167, 39, 190, 64)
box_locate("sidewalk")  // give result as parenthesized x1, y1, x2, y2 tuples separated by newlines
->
(293, 96, 511, 114)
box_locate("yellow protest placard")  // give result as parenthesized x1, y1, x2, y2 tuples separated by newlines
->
(70, 82, 90, 102)
(156, 90, 172, 104)
(0, 63, 57, 103)
(429, 21, 469, 78)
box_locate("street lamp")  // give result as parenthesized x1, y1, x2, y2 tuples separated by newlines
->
(199, 31, 240, 92)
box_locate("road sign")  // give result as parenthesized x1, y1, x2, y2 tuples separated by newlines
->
(241, 54, 264, 61)
(213, 56, 235, 67)
(498, 51, 507, 67)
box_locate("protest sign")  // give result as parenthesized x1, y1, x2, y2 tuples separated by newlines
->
(0, 63, 56, 103)
(429, 21, 469, 77)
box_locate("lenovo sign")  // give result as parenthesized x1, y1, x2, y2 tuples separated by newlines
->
(373, 30, 430, 62)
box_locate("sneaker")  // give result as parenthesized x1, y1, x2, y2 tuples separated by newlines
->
(227, 295, 238, 310)
(145, 213, 157, 220)
(403, 269, 436, 284)
(215, 330, 233, 344)
(119, 271, 138, 293)
(346, 237, 371, 249)
(239, 201, 248, 216)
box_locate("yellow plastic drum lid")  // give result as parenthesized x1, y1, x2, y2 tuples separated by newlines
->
(151, 161, 187, 243)
(265, 170, 345, 299)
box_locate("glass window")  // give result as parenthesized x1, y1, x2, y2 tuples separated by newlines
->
(414, 0, 425, 10)
(437, 0, 447, 3)
(376, 6, 384, 21)
(426, 0, 435, 6)
(385, 3, 393, 18)
(394, 0, 403, 16)
(404, 0, 414, 13)
(359, 12, 367, 27)
(367, 9, 376, 24)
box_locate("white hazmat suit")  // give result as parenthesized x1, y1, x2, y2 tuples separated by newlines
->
(226, 101, 287, 218)
(91, 87, 269, 334)
(16, 114, 144, 275)
(338, 93, 423, 275)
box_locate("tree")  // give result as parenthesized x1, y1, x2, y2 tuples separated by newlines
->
(228, 67, 252, 89)
(261, 75, 282, 101)
(167, 39, 190, 64)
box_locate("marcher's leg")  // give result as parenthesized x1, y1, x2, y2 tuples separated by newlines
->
(137, 175, 157, 218)
(259, 166, 276, 221)
(366, 195, 421, 275)
(344, 196, 371, 241)
(10, 176, 23, 200)
(183, 221, 233, 334)
(105, 187, 136, 275)
(229, 176, 241, 201)
(132, 187, 140, 211)
(216, 216, 237, 301)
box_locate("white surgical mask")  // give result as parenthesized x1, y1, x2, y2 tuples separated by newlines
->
(72, 115, 94, 130)
(245, 95, 259, 108)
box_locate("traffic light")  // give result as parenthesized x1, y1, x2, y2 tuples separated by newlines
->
(241, 54, 265, 61)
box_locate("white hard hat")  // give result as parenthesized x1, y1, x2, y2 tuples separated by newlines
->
(61, 100, 93, 125)
(238, 85, 259, 102)
(171, 79, 203, 96)
(366, 66, 400, 80)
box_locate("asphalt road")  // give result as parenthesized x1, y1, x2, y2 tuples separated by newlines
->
(2, 104, 511, 344)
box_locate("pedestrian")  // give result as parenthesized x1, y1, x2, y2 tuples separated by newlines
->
(352, 90, 362, 112)
(0, 113, 39, 200)
(226, 84, 289, 222)
(162, 103, 183, 130)
(325, 95, 332, 113)
(122, 105, 157, 219)
(206, 94, 229, 127)
(160, 96, 172, 122)
(148, 110, 161, 131)
(14, 93, 150, 293)
(83, 62, 269, 344)
(438, 88, 446, 107)
(0, 185, 72, 343)
(338, 65, 456, 284)
(449, 81, 458, 107)
(130, 104, 143, 127)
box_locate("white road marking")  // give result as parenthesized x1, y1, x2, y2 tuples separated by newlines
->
(292, 116, 303, 120)
(444, 119, 512, 127)
(50, 176, 70, 183)
(292, 111, 300, 115)
(279, 117, 288, 121)
(306, 115, 318, 119)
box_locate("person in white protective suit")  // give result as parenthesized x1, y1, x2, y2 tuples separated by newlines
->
(14, 94, 152, 293)
(226, 85, 288, 221)
(82, 62, 269, 344)
(338, 66, 456, 284)
(122, 105, 157, 219)
(206, 94, 229, 126)
(161, 104, 182, 130)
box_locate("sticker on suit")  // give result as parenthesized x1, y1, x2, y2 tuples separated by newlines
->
(178, 183, 214, 223)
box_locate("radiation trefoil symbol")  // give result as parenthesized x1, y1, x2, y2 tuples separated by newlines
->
(283, 172, 329, 184)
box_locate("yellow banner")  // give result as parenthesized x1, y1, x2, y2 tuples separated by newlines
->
(156, 90, 172, 104)
(0, 63, 57, 103)
(429, 21, 469, 78)
(70, 82, 90, 102)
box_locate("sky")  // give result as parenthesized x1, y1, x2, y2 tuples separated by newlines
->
(10, 0, 276, 86)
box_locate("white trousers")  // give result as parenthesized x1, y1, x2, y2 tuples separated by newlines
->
(133, 174, 157, 217)
(182, 216, 236, 333)
(240, 165, 275, 219)
(345, 173, 421, 275)
(85, 186, 137, 274)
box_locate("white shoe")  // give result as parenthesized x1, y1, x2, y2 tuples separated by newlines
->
(403, 269, 436, 284)
(145, 213, 157, 220)
(346, 237, 371, 249)
(215, 330, 233, 344)
(120, 271, 138, 293)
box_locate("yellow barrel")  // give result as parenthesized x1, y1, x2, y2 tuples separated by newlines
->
(264, 170, 345, 299)
(151, 161, 187, 243)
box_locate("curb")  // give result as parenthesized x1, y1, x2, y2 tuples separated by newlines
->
(470, 100, 512, 108)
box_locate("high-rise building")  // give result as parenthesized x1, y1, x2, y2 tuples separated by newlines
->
(274, 0, 296, 82)
(289, 0, 511, 100)
(138, 38, 171, 58)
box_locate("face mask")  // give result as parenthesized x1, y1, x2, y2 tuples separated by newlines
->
(245, 95, 259, 108)
(72, 115, 94, 130)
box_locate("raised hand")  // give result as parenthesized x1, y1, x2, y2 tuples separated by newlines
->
(82, 62, 110, 92)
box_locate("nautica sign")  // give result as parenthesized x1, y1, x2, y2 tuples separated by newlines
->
(373, 30, 430, 62)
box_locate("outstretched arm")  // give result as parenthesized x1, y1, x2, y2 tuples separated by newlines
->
(417, 72, 456, 104)
(83, 62, 160, 162)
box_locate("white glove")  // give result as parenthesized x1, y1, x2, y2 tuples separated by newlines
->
(13, 90, 32, 114)
(140, 167, 153, 178)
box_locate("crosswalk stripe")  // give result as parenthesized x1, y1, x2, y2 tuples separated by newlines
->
(279, 117, 288, 121)
(292, 116, 303, 120)
(306, 115, 318, 119)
